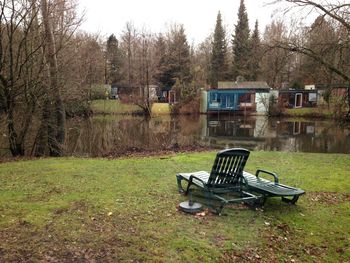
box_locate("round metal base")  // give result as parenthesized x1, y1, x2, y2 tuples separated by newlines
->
(179, 201, 203, 214)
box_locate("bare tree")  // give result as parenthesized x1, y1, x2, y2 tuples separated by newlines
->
(0, 0, 84, 157)
(40, 0, 65, 156)
(261, 20, 296, 88)
(35, 0, 82, 156)
(270, 0, 350, 116)
(0, 0, 45, 156)
(121, 22, 137, 88)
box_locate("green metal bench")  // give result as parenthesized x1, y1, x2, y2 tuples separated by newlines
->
(176, 148, 259, 214)
(243, 170, 305, 204)
(176, 148, 305, 213)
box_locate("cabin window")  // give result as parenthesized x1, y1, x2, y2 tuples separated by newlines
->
(208, 92, 221, 108)
(309, 93, 317, 102)
(210, 93, 220, 102)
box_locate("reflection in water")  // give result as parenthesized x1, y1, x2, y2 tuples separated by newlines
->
(1, 114, 350, 157)
(201, 115, 350, 153)
(65, 115, 202, 157)
(65, 115, 350, 156)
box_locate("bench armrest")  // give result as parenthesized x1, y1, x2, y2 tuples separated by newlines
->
(255, 169, 279, 184)
(189, 175, 206, 186)
(184, 175, 207, 194)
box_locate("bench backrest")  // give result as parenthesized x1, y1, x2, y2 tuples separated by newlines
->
(208, 148, 250, 187)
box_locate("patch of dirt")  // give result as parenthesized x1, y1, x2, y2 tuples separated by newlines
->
(26, 187, 64, 203)
(308, 192, 350, 205)
(221, 221, 327, 262)
(103, 145, 212, 159)
(0, 145, 212, 163)
(222, 247, 277, 263)
(0, 211, 135, 262)
(0, 156, 40, 164)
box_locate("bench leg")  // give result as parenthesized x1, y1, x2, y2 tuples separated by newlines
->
(253, 196, 266, 207)
(282, 195, 300, 204)
(214, 203, 225, 215)
(176, 175, 186, 194)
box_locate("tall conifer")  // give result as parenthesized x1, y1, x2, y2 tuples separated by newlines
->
(106, 34, 123, 84)
(232, 0, 250, 80)
(249, 20, 262, 80)
(210, 11, 228, 88)
(160, 24, 192, 89)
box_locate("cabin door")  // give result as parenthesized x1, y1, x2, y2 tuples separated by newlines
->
(295, 93, 302, 108)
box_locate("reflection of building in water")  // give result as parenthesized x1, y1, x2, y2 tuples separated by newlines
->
(197, 115, 348, 153)
(200, 115, 276, 150)
(277, 122, 316, 137)
(3, 115, 347, 157)
(201, 115, 277, 139)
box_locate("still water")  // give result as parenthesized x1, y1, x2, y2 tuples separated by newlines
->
(63, 115, 350, 157)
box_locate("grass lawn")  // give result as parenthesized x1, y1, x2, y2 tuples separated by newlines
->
(90, 100, 141, 114)
(151, 103, 171, 116)
(284, 107, 333, 118)
(0, 151, 350, 262)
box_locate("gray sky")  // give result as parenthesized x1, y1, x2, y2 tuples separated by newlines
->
(78, 0, 282, 44)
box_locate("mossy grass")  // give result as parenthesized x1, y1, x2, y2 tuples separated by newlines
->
(0, 151, 349, 261)
(151, 103, 171, 116)
(284, 107, 333, 118)
(90, 99, 141, 114)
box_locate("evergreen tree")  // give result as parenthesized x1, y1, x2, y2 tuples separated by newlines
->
(153, 25, 192, 101)
(248, 20, 262, 80)
(106, 34, 123, 84)
(210, 11, 229, 88)
(154, 34, 172, 88)
(168, 24, 192, 86)
(232, 0, 251, 80)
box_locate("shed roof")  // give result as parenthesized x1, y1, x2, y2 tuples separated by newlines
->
(218, 81, 271, 90)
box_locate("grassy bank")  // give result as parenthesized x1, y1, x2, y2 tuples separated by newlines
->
(90, 100, 141, 114)
(283, 107, 333, 118)
(0, 151, 350, 262)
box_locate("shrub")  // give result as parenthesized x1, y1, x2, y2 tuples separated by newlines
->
(65, 100, 92, 117)
(330, 96, 347, 120)
(90, 85, 111, 100)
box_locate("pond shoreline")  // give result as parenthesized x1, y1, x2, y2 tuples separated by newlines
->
(0, 145, 213, 163)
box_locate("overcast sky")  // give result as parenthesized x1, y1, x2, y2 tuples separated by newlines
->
(78, 0, 283, 44)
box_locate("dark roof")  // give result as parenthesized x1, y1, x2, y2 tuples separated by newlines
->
(218, 81, 271, 90)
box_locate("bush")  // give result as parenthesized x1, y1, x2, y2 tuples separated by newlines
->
(65, 100, 92, 117)
(90, 84, 111, 100)
(268, 93, 284, 116)
(330, 96, 347, 120)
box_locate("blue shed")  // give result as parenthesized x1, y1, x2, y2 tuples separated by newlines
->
(207, 89, 250, 111)
(205, 81, 271, 113)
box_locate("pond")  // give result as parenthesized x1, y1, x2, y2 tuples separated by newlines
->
(1, 115, 350, 157)
(64, 115, 350, 156)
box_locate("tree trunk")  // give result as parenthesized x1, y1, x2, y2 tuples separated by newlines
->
(7, 106, 24, 156)
(34, 97, 49, 156)
(41, 0, 65, 156)
(347, 85, 350, 119)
